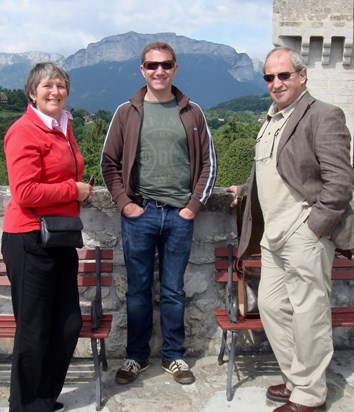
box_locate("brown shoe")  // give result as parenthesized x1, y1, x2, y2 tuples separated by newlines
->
(273, 400, 326, 412)
(267, 383, 292, 402)
(161, 359, 195, 384)
(115, 359, 149, 384)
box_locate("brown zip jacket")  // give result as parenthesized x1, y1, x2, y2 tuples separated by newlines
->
(101, 85, 217, 215)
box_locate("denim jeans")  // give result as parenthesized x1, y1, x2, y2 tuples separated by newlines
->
(121, 200, 194, 361)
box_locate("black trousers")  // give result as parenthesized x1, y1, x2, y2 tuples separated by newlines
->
(1, 231, 82, 412)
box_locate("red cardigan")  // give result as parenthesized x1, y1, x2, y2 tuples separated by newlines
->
(3, 105, 84, 233)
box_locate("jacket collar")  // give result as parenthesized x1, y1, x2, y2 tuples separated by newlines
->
(130, 85, 190, 112)
(277, 91, 315, 156)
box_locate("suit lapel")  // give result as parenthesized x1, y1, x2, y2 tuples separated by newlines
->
(276, 92, 315, 157)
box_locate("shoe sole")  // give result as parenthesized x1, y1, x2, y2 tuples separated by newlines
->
(161, 365, 195, 385)
(53, 401, 65, 412)
(266, 393, 291, 402)
(115, 364, 149, 385)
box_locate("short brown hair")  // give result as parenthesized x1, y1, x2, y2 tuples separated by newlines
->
(141, 42, 177, 63)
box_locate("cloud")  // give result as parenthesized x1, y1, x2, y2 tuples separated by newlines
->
(0, 0, 272, 59)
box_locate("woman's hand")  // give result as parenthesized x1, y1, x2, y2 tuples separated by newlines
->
(76, 182, 93, 202)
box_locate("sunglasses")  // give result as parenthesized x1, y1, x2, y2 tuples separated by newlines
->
(263, 71, 299, 83)
(142, 60, 175, 70)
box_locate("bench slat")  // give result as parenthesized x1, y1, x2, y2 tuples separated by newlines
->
(215, 272, 239, 283)
(0, 275, 113, 287)
(77, 248, 113, 260)
(215, 307, 354, 330)
(215, 249, 354, 283)
(78, 261, 113, 273)
(0, 262, 114, 274)
(0, 314, 113, 339)
(215, 308, 263, 331)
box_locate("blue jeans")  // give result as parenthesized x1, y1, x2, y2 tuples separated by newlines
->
(121, 200, 194, 361)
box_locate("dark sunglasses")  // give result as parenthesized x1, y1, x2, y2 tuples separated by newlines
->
(263, 71, 299, 83)
(142, 60, 175, 70)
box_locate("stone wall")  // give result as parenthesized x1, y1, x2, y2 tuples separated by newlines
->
(273, 0, 354, 143)
(0, 187, 353, 360)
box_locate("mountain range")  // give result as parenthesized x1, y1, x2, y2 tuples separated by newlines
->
(0, 32, 267, 112)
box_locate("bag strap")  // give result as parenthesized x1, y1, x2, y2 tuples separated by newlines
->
(227, 243, 234, 288)
(95, 246, 102, 303)
(31, 209, 41, 222)
(234, 199, 245, 279)
(236, 198, 243, 244)
(90, 246, 103, 331)
(226, 243, 238, 323)
(29, 140, 78, 219)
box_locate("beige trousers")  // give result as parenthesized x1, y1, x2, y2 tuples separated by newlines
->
(258, 220, 336, 407)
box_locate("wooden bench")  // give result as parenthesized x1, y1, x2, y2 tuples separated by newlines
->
(0, 246, 113, 411)
(214, 244, 354, 401)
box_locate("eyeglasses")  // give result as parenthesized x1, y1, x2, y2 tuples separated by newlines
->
(142, 60, 175, 70)
(263, 71, 299, 83)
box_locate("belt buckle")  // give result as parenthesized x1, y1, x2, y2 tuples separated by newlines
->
(154, 200, 167, 208)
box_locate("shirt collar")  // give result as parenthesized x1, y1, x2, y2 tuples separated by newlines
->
(30, 105, 73, 136)
(268, 89, 307, 120)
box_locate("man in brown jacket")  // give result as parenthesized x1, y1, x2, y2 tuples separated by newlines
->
(228, 46, 353, 412)
(101, 42, 216, 386)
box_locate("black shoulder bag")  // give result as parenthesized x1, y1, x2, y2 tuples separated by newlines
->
(31, 137, 84, 248)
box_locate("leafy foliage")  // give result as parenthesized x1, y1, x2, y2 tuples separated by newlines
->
(77, 118, 108, 185)
(0, 87, 27, 112)
(210, 93, 271, 111)
(214, 119, 261, 187)
(0, 88, 27, 185)
(216, 138, 256, 186)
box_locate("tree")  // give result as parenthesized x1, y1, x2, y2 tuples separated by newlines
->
(213, 118, 261, 161)
(216, 138, 255, 187)
(213, 119, 262, 187)
(78, 118, 108, 185)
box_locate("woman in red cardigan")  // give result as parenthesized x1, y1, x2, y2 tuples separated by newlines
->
(1, 62, 92, 412)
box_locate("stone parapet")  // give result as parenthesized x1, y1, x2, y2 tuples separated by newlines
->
(0, 186, 353, 359)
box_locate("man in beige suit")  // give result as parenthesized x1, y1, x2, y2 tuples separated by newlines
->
(228, 46, 354, 412)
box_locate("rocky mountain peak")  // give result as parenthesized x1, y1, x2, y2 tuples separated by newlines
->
(0, 32, 266, 111)
(63, 31, 255, 82)
(0, 51, 64, 67)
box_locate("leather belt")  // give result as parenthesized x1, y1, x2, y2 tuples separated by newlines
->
(147, 199, 167, 208)
(134, 197, 169, 208)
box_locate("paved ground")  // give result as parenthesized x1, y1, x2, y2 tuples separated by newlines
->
(1, 351, 354, 411)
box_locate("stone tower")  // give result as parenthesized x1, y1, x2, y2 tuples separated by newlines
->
(272, 0, 354, 145)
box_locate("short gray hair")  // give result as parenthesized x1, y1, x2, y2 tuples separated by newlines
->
(263, 47, 307, 73)
(24, 62, 70, 105)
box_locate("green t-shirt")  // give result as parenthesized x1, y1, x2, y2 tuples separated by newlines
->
(135, 99, 191, 207)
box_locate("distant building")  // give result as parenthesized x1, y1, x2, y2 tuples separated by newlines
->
(0, 92, 8, 104)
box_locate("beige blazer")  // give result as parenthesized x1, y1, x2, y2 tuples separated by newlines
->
(238, 92, 354, 258)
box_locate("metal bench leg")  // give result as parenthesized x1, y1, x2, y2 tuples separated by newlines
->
(226, 331, 237, 401)
(218, 330, 228, 365)
(99, 338, 108, 371)
(91, 338, 102, 411)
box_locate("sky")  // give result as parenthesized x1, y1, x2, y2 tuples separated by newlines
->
(0, 0, 273, 61)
